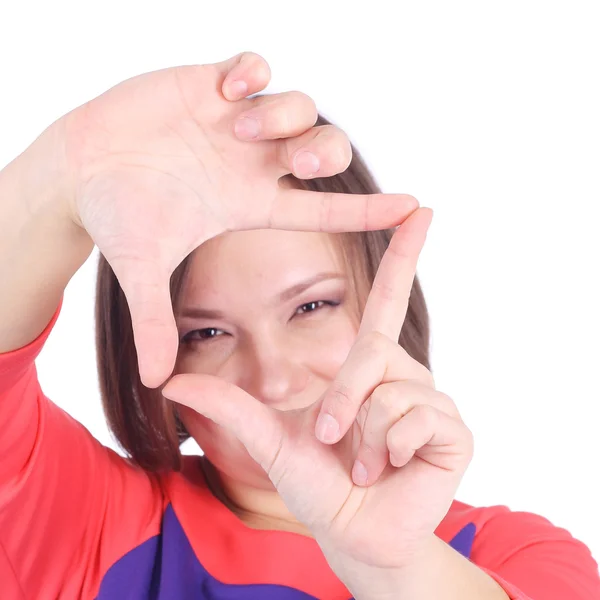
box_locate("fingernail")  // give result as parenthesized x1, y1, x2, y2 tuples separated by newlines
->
(227, 79, 248, 100)
(234, 116, 261, 140)
(293, 151, 320, 177)
(352, 460, 368, 486)
(315, 413, 340, 443)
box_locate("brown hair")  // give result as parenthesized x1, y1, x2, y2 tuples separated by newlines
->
(95, 114, 431, 472)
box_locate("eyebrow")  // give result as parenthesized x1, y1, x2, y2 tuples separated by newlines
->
(179, 272, 346, 321)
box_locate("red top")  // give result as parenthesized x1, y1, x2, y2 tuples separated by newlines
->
(1, 300, 598, 599)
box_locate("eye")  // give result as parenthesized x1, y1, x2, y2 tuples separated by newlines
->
(180, 327, 225, 344)
(294, 300, 339, 316)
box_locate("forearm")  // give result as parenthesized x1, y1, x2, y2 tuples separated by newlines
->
(0, 119, 93, 353)
(344, 536, 510, 600)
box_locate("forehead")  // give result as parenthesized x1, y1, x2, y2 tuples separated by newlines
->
(182, 229, 347, 299)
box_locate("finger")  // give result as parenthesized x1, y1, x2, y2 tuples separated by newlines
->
(272, 124, 351, 179)
(270, 187, 420, 233)
(386, 405, 473, 472)
(352, 383, 459, 486)
(217, 51, 272, 101)
(161, 373, 284, 474)
(314, 333, 433, 444)
(110, 257, 179, 389)
(234, 91, 318, 141)
(358, 207, 433, 341)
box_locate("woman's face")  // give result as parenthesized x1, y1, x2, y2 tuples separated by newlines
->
(174, 229, 361, 488)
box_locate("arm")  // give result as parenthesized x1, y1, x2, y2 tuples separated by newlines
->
(470, 508, 600, 599)
(0, 123, 163, 599)
(0, 119, 93, 353)
(337, 536, 511, 600)
(346, 510, 600, 600)
(396, 536, 511, 600)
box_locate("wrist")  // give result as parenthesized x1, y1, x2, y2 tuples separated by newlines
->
(329, 536, 509, 600)
(327, 537, 436, 600)
(0, 118, 93, 353)
(12, 116, 82, 234)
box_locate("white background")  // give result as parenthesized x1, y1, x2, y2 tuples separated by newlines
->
(1, 0, 599, 562)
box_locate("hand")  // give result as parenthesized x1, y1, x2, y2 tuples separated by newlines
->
(55, 51, 418, 387)
(162, 207, 474, 581)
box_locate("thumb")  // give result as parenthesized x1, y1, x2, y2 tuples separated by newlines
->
(162, 373, 283, 473)
(114, 262, 179, 389)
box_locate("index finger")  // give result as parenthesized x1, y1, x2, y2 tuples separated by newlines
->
(271, 188, 420, 232)
(357, 207, 433, 341)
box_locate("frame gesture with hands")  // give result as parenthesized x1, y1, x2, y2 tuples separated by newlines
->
(162, 206, 473, 573)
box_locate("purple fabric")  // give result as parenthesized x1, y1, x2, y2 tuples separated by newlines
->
(96, 504, 475, 599)
(449, 522, 477, 558)
(96, 505, 318, 599)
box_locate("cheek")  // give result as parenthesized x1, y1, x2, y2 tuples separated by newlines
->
(175, 344, 230, 376)
(309, 316, 357, 380)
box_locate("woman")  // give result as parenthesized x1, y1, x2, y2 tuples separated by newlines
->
(0, 52, 598, 599)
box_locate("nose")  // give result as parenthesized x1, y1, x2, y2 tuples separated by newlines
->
(237, 334, 310, 407)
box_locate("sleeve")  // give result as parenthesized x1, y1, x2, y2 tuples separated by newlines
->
(0, 298, 165, 600)
(470, 507, 600, 600)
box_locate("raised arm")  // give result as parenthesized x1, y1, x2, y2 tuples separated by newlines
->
(0, 119, 93, 354)
(0, 51, 421, 598)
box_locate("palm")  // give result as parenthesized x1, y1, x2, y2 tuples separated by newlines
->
(247, 389, 456, 568)
(67, 66, 278, 268)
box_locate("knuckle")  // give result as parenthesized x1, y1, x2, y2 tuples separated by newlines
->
(319, 192, 335, 230)
(237, 51, 266, 70)
(371, 385, 402, 414)
(265, 104, 292, 136)
(360, 330, 390, 355)
(435, 391, 461, 418)
(319, 125, 352, 170)
(315, 123, 337, 137)
(386, 431, 404, 456)
(417, 404, 439, 428)
(256, 92, 315, 135)
(328, 381, 355, 410)
(416, 363, 436, 387)
(359, 440, 377, 459)
(237, 50, 257, 62)
(465, 425, 475, 453)
(338, 134, 352, 170)
(288, 90, 318, 117)
(371, 279, 396, 301)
